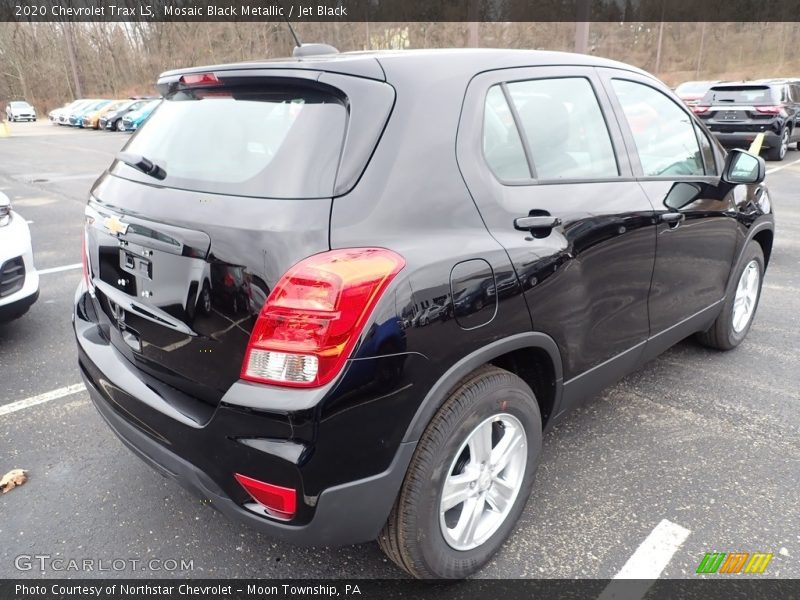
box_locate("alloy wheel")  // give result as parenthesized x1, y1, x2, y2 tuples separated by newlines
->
(780, 129, 789, 160)
(732, 259, 760, 333)
(439, 413, 527, 551)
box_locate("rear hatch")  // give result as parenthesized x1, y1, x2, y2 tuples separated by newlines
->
(697, 85, 783, 131)
(85, 66, 394, 406)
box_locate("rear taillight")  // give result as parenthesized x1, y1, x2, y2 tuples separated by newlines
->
(241, 248, 405, 388)
(755, 105, 782, 115)
(234, 473, 296, 520)
(691, 105, 710, 115)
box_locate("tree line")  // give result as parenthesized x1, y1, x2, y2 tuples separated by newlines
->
(2, 21, 800, 111)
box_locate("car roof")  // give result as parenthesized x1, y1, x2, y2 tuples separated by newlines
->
(159, 48, 652, 84)
(754, 78, 800, 84)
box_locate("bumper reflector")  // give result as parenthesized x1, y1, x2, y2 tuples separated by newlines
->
(234, 473, 296, 520)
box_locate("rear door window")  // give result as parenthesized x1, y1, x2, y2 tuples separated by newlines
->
(506, 78, 619, 180)
(119, 87, 347, 199)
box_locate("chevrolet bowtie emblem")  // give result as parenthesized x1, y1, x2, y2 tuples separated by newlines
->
(103, 215, 129, 236)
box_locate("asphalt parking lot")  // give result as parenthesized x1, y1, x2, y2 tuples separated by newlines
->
(1, 120, 798, 580)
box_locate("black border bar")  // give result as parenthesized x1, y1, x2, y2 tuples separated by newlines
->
(3, 0, 800, 23)
(2, 579, 800, 600)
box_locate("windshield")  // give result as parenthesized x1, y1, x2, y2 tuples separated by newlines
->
(10, 101, 30, 108)
(118, 86, 347, 199)
(705, 86, 777, 104)
(124, 101, 146, 112)
(104, 101, 126, 112)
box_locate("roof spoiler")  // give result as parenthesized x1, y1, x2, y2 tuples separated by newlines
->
(293, 44, 339, 58)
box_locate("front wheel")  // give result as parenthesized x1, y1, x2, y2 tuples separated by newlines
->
(696, 241, 764, 350)
(379, 365, 542, 578)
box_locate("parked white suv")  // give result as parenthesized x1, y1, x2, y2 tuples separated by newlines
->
(0, 192, 39, 322)
(6, 101, 36, 122)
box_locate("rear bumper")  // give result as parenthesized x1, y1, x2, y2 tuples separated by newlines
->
(74, 289, 415, 545)
(0, 213, 39, 321)
(712, 130, 781, 149)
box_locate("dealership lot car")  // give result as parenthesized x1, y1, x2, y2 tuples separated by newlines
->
(694, 80, 800, 160)
(0, 192, 39, 322)
(5, 100, 36, 122)
(119, 99, 161, 131)
(81, 100, 127, 129)
(73, 49, 774, 579)
(70, 99, 111, 127)
(59, 99, 95, 125)
(100, 99, 143, 131)
(48, 101, 72, 123)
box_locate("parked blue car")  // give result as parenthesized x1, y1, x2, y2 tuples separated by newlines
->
(120, 99, 161, 132)
(70, 100, 111, 127)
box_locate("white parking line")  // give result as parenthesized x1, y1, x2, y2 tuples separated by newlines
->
(37, 263, 81, 275)
(597, 519, 690, 600)
(0, 383, 86, 417)
(766, 156, 800, 175)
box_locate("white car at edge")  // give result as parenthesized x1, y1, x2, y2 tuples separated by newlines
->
(0, 191, 39, 322)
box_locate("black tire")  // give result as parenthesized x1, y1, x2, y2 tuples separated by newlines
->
(115, 119, 124, 132)
(378, 365, 542, 579)
(200, 282, 212, 316)
(696, 241, 764, 350)
(765, 128, 789, 161)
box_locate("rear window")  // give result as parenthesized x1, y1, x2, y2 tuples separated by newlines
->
(675, 82, 711, 95)
(117, 86, 347, 199)
(704, 86, 777, 104)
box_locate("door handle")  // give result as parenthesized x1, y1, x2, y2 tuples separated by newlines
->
(660, 212, 686, 226)
(514, 215, 562, 231)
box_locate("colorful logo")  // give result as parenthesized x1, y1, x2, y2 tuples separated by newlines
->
(696, 552, 773, 574)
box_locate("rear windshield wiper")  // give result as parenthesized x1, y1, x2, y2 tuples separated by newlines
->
(117, 152, 167, 180)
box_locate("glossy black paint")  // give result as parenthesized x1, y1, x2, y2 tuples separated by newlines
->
(74, 49, 774, 544)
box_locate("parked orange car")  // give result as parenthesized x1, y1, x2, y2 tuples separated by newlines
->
(81, 100, 127, 129)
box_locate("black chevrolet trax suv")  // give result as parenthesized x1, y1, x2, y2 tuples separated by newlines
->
(74, 49, 775, 579)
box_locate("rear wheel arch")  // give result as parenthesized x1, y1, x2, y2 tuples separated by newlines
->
(725, 221, 774, 296)
(402, 332, 563, 444)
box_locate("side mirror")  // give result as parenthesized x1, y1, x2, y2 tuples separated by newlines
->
(722, 149, 765, 185)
